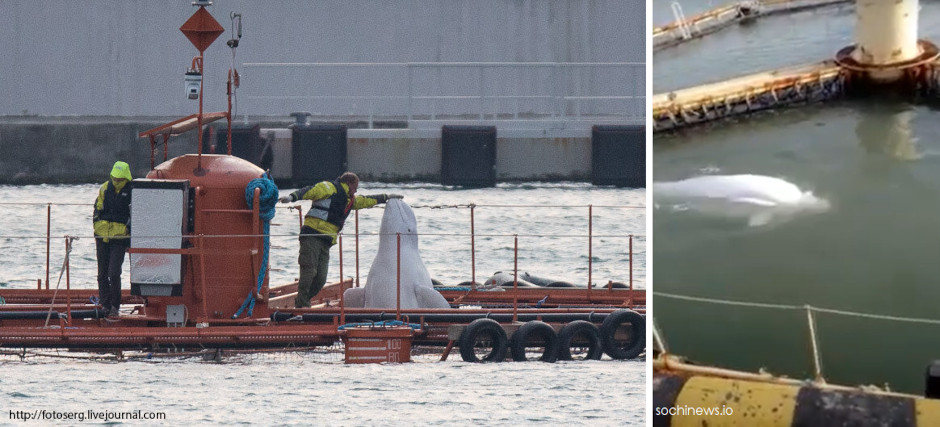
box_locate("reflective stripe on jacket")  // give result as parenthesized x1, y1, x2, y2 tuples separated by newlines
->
(93, 180, 131, 243)
(291, 181, 381, 244)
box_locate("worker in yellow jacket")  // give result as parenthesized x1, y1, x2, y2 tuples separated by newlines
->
(279, 172, 402, 308)
(93, 161, 133, 318)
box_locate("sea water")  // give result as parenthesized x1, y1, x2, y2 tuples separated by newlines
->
(0, 182, 645, 425)
(654, 0, 940, 393)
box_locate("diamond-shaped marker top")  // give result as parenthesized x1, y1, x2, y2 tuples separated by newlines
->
(180, 7, 225, 52)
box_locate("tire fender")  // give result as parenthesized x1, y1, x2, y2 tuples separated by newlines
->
(600, 309, 645, 360)
(459, 318, 509, 362)
(509, 320, 559, 363)
(556, 320, 603, 361)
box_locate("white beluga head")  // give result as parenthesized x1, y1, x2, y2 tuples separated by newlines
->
(343, 199, 450, 309)
(653, 174, 830, 227)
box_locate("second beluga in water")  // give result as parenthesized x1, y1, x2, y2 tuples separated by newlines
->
(343, 199, 450, 309)
(653, 174, 831, 226)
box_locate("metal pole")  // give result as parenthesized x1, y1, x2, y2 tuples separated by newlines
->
(227, 69, 233, 155)
(339, 234, 345, 325)
(629, 235, 634, 292)
(513, 235, 518, 323)
(588, 205, 593, 291)
(652, 318, 668, 354)
(470, 205, 476, 289)
(197, 54, 205, 170)
(65, 237, 72, 326)
(198, 234, 210, 324)
(806, 305, 825, 383)
(45, 203, 51, 289)
(355, 210, 360, 288)
(396, 233, 402, 321)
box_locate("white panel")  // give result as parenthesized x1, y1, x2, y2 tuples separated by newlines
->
(130, 187, 185, 285)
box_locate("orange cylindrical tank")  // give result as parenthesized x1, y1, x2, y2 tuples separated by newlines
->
(147, 154, 270, 320)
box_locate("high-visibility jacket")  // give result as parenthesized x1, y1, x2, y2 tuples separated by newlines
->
(93, 179, 131, 243)
(287, 181, 387, 245)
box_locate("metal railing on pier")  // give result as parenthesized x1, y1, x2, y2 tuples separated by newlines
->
(240, 62, 645, 129)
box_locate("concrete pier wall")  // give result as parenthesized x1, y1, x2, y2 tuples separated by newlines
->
(0, 119, 598, 184)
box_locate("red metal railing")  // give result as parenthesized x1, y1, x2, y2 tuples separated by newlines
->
(1, 202, 644, 317)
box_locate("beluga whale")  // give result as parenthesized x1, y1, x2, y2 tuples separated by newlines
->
(653, 174, 830, 227)
(343, 199, 450, 309)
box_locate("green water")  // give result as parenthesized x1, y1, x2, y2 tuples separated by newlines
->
(654, 98, 940, 392)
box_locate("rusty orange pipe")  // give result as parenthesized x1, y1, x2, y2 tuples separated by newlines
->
(355, 210, 360, 288)
(470, 204, 476, 289)
(396, 233, 401, 321)
(198, 234, 210, 324)
(45, 203, 50, 289)
(195, 55, 204, 170)
(339, 234, 345, 325)
(588, 205, 593, 292)
(513, 235, 518, 323)
(65, 237, 72, 326)
(226, 70, 233, 156)
(629, 235, 634, 292)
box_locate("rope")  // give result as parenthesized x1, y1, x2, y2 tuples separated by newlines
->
(232, 174, 279, 319)
(655, 291, 801, 311)
(655, 291, 940, 325)
(44, 236, 76, 327)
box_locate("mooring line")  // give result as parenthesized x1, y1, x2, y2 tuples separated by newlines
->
(655, 291, 940, 325)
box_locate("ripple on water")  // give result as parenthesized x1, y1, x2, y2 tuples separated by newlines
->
(2, 183, 644, 424)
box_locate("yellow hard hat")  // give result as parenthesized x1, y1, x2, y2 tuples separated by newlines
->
(110, 161, 132, 181)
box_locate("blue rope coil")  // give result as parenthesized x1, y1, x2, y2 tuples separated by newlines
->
(233, 173, 279, 319)
(435, 287, 472, 291)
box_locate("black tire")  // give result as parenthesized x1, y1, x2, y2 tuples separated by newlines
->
(509, 321, 559, 363)
(459, 318, 509, 362)
(600, 309, 645, 360)
(556, 320, 603, 361)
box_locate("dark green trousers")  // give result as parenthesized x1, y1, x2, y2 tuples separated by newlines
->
(295, 235, 332, 308)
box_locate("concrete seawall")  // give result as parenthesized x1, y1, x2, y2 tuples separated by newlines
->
(0, 117, 624, 185)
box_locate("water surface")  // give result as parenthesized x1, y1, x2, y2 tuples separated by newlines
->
(654, 1, 940, 393)
(0, 182, 644, 424)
